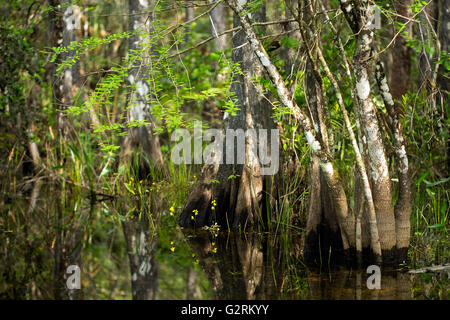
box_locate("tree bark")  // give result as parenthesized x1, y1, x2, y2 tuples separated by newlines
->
(389, 0, 413, 102)
(179, 2, 278, 231)
(210, 0, 227, 52)
(210, 0, 227, 75)
(49, 0, 64, 138)
(281, 0, 300, 80)
(184, 6, 194, 44)
(219, 0, 355, 247)
(375, 60, 412, 264)
(437, 0, 450, 174)
(341, 1, 397, 264)
(300, 0, 347, 266)
(299, 0, 382, 265)
(121, 0, 163, 172)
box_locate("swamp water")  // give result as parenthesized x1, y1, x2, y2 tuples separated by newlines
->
(0, 183, 448, 300)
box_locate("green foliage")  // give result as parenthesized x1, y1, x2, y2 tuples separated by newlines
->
(50, 33, 131, 75)
(241, 0, 264, 16)
(0, 0, 449, 300)
(0, 3, 44, 120)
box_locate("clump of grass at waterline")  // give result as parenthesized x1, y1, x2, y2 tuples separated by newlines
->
(409, 171, 449, 268)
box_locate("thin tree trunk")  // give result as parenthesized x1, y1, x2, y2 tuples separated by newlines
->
(437, 0, 449, 174)
(318, 0, 377, 265)
(281, 0, 300, 80)
(297, 0, 382, 264)
(340, 1, 397, 264)
(121, 0, 163, 171)
(184, 7, 194, 44)
(27, 124, 41, 170)
(60, 0, 78, 138)
(210, 1, 227, 52)
(179, 2, 278, 230)
(223, 0, 355, 249)
(418, 1, 437, 88)
(389, 0, 413, 102)
(300, 0, 348, 266)
(49, 0, 65, 139)
(210, 0, 227, 75)
(375, 60, 412, 264)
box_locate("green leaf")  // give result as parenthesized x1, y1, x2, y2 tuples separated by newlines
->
(124, 183, 135, 195)
(423, 177, 450, 187)
(427, 224, 445, 229)
(416, 170, 430, 186)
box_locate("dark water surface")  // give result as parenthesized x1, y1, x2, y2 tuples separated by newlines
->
(1, 183, 448, 299)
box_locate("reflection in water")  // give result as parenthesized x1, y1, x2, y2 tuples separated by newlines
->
(1, 181, 90, 299)
(184, 231, 276, 299)
(183, 231, 448, 300)
(304, 269, 413, 300)
(0, 185, 448, 299)
(186, 268, 202, 299)
(120, 197, 160, 300)
(53, 186, 88, 300)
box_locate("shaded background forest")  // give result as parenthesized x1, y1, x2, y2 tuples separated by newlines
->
(0, 0, 448, 299)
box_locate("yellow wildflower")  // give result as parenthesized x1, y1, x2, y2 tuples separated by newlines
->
(211, 199, 217, 211)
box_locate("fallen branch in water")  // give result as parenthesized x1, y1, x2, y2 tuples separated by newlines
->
(408, 264, 450, 274)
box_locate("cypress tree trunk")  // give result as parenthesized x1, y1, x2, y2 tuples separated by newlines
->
(179, 3, 279, 230)
(389, 0, 413, 101)
(120, 0, 162, 300)
(121, 0, 163, 172)
(292, 0, 356, 266)
(281, 0, 300, 80)
(210, 0, 227, 53)
(437, 0, 449, 174)
(341, 1, 398, 264)
(49, 0, 64, 138)
(301, 3, 345, 265)
(221, 0, 355, 246)
(375, 60, 412, 264)
(184, 6, 194, 44)
(49, 0, 80, 140)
